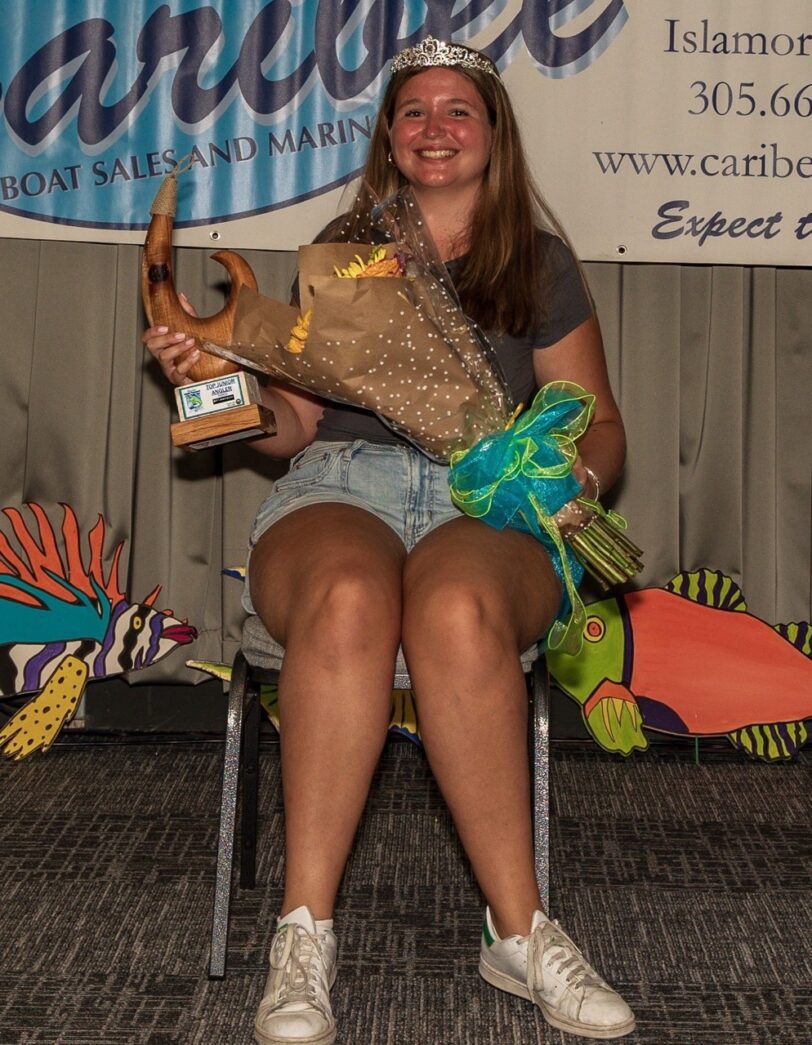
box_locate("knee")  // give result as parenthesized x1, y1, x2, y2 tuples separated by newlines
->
(287, 568, 401, 653)
(402, 578, 514, 660)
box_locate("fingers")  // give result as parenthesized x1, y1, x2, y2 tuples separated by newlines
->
(554, 496, 594, 539)
(142, 325, 200, 387)
(571, 455, 599, 500)
(141, 293, 201, 386)
(557, 454, 596, 536)
(179, 291, 200, 319)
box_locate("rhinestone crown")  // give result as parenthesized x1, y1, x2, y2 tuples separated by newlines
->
(390, 36, 500, 78)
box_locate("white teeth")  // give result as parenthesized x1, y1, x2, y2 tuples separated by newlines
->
(418, 150, 455, 158)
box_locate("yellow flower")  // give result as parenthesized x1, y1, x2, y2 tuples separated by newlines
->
(286, 308, 312, 354)
(334, 246, 401, 278)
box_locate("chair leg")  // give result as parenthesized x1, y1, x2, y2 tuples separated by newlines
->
(208, 650, 250, 979)
(240, 674, 262, 889)
(529, 657, 551, 912)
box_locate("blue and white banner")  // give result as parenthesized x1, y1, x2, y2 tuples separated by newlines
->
(0, 1, 809, 263)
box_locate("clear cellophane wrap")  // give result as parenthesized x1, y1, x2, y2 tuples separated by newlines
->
(203, 187, 512, 461)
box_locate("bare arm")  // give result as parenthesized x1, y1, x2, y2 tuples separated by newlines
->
(533, 313, 626, 500)
(247, 380, 325, 459)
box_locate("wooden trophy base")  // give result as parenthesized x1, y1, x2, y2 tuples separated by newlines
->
(171, 372, 276, 451)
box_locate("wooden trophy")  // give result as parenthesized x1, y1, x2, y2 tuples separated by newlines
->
(141, 169, 275, 450)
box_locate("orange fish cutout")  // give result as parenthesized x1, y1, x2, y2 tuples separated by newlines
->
(546, 569, 811, 761)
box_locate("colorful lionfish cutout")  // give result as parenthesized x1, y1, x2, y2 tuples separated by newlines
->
(0, 503, 197, 759)
(547, 569, 812, 762)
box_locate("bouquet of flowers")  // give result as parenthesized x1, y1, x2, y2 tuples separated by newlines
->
(204, 187, 642, 653)
(210, 188, 510, 461)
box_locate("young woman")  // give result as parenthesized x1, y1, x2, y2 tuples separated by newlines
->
(145, 37, 634, 1044)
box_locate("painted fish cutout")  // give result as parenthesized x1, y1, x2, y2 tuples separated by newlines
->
(547, 568, 812, 761)
(0, 504, 197, 759)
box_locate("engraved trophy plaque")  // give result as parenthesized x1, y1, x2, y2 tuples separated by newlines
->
(140, 168, 275, 450)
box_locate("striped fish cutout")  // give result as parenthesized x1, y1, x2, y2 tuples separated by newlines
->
(0, 504, 196, 759)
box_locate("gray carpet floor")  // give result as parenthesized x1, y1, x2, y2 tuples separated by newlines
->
(0, 738, 809, 1044)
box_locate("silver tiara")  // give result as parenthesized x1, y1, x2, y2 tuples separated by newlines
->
(390, 36, 500, 78)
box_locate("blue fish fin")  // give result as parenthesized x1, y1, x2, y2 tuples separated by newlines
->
(0, 570, 109, 645)
(727, 722, 808, 762)
(665, 569, 747, 611)
(390, 689, 421, 746)
(773, 621, 812, 657)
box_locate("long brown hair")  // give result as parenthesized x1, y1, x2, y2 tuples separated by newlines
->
(337, 57, 580, 337)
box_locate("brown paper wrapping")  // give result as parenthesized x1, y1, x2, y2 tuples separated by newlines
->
(202, 243, 510, 460)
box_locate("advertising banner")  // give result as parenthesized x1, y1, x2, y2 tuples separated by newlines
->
(0, 1, 809, 263)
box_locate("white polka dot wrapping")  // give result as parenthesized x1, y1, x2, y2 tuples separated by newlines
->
(203, 189, 512, 462)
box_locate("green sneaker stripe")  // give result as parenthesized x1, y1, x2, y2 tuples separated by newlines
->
(482, 916, 495, 948)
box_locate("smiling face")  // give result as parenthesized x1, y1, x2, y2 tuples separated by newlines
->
(389, 67, 493, 203)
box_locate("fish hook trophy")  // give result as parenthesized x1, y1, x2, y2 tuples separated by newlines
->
(140, 161, 275, 450)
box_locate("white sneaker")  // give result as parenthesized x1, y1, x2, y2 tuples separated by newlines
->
(479, 907, 635, 1039)
(254, 905, 337, 1045)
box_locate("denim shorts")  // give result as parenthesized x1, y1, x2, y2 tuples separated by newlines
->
(242, 440, 462, 613)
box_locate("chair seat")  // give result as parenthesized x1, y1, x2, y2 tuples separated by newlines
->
(241, 612, 540, 682)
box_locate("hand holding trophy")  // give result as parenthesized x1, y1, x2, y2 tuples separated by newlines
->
(140, 161, 275, 450)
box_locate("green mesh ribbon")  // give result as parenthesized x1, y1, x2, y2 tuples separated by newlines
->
(448, 381, 598, 654)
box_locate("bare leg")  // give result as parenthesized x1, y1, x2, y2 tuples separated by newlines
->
(250, 503, 406, 919)
(402, 516, 561, 939)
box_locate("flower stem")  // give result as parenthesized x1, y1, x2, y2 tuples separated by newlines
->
(564, 504, 644, 590)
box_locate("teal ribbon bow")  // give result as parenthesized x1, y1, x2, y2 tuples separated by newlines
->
(448, 381, 596, 654)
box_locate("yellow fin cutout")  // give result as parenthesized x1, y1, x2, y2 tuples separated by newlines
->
(0, 655, 89, 760)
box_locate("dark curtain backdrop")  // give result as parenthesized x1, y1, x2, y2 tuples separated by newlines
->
(1, 238, 809, 683)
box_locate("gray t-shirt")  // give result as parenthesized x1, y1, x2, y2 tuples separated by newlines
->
(307, 231, 593, 448)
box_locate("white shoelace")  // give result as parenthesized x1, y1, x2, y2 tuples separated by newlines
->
(267, 923, 332, 1017)
(527, 918, 605, 993)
